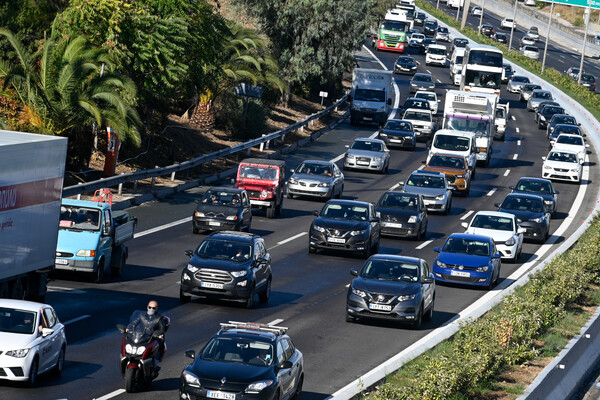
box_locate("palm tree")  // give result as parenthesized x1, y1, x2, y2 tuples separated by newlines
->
(0, 28, 142, 168)
(190, 23, 287, 131)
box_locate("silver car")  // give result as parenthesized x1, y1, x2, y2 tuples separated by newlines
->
(287, 160, 344, 200)
(507, 75, 531, 93)
(401, 170, 453, 214)
(521, 45, 540, 60)
(519, 83, 542, 102)
(527, 89, 554, 111)
(344, 138, 390, 173)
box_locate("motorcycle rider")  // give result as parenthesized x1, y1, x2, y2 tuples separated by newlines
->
(127, 300, 167, 366)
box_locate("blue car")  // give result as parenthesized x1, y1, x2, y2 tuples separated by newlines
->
(433, 233, 501, 289)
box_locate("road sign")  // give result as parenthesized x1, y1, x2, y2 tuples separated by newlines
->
(540, 0, 600, 10)
(319, 91, 329, 98)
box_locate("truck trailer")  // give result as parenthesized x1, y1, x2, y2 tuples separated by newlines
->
(0, 131, 67, 300)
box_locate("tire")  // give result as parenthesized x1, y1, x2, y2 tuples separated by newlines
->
(28, 357, 39, 387)
(259, 279, 271, 304)
(244, 219, 252, 232)
(180, 288, 191, 303)
(245, 285, 255, 309)
(287, 191, 294, 199)
(275, 201, 282, 216)
(346, 313, 356, 323)
(308, 245, 316, 254)
(192, 227, 200, 234)
(266, 207, 275, 219)
(371, 240, 380, 255)
(362, 240, 372, 259)
(443, 199, 451, 215)
(423, 296, 435, 321)
(111, 252, 126, 277)
(462, 185, 470, 197)
(293, 375, 304, 400)
(350, 118, 357, 126)
(412, 306, 423, 329)
(54, 346, 66, 376)
(93, 260, 105, 283)
(125, 367, 137, 393)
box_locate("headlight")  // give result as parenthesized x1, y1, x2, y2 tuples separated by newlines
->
(352, 287, 367, 297)
(246, 380, 275, 393)
(408, 216, 417, 223)
(260, 190, 268, 199)
(6, 348, 29, 358)
(544, 164, 552, 170)
(539, 115, 546, 121)
(182, 370, 201, 388)
(398, 293, 417, 302)
(435, 194, 446, 200)
(436, 260, 447, 268)
(194, 211, 205, 217)
(313, 225, 325, 232)
(350, 229, 367, 236)
(77, 250, 96, 257)
(136, 346, 146, 355)
(377, 106, 386, 112)
(226, 215, 238, 221)
(379, 133, 388, 137)
(544, 200, 554, 205)
(530, 217, 543, 223)
(288, 178, 298, 185)
(346, 153, 355, 159)
(318, 182, 331, 187)
(505, 237, 516, 246)
(125, 344, 133, 354)
(476, 265, 489, 272)
(373, 157, 383, 162)
(231, 270, 248, 277)
(187, 264, 199, 273)
(570, 168, 580, 172)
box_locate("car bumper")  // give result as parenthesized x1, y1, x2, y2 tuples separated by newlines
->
(180, 271, 252, 301)
(287, 183, 332, 198)
(55, 257, 98, 272)
(426, 57, 446, 65)
(193, 218, 240, 231)
(507, 86, 522, 93)
(0, 351, 38, 382)
(180, 383, 279, 400)
(380, 221, 420, 238)
(380, 135, 415, 148)
(496, 243, 519, 260)
(377, 41, 405, 52)
(433, 266, 492, 286)
(309, 232, 370, 253)
(446, 178, 469, 192)
(542, 169, 581, 182)
(249, 199, 274, 208)
(346, 293, 420, 322)
(350, 110, 387, 124)
(394, 66, 417, 74)
(518, 222, 548, 241)
(413, 128, 433, 141)
(422, 198, 448, 212)
(344, 157, 385, 171)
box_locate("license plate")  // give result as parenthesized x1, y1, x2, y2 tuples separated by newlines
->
(450, 270, 470, 278)
(363, 117, 373, 121)
(55, 259, 68, 265)
(369, 303, 392, 311)
(327, 237, 346, 244)
(389, 139, 402, 143)
(357, 161, 370, 165)
(207, 391, 236, 400)
(201, 281, 224, 289)
(384, 222, 402, 228)
(209, 222, 221, 226)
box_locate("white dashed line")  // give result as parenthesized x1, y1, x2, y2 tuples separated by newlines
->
(460, 210, 474, 220)
(64, 315, 91, 326)
(513, 154, 519, 160)
(268, 319, 285, 326)
(515, 127, 520, 133)
(436, 79, 442, 83)
(517, 140, 521, 146)
(390, 183, 401, 191)
(504, 169, 511, 176)
(135, 217, 191, 238)
(511, 115, 516, 121)
(416, 240, 433, 250)
(94, 389, 126, 400)
(486, 188, 497, 197)
(330, 154, 344, 163)
(276, 232, 307, 246)
(426, 69, 432, 74)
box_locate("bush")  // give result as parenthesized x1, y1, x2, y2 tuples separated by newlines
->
(215, 92, 267, 140)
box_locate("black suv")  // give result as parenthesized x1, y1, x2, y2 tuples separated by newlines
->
(479, 24, 495, 37)
(192, 187, 252, 233)
(180, 321, 304, 400)
(180, 231, 272, 308)
(309, 199, 381, 258)
(423, 20, 438, 37)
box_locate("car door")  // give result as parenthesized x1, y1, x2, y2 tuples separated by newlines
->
(418, 196, 428, 230)
(333, 165, 343, 196)
(278, 338, 298, 399)
(421, 261, 434, 310)
(41, 307, 62, 372)
(253, 240, 269, 291)
(36, 308, 55, 372)
(99, 208, 113, 266)
(513, 216, 523, 253)
(468, 138, 477, 170)
(369, 204, 380, 244)
(241, 192, 252, 227)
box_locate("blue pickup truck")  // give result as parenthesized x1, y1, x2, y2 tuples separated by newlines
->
(55, 198, 136, 282)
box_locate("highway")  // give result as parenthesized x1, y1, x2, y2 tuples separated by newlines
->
(1, 13, 598, 400)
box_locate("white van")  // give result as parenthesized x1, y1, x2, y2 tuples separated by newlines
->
(449, 47, 466, 86)
(427, 130, 478, 174)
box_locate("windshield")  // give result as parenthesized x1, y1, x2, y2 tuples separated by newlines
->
(360, 259, 419, 282)
(556, 136, 583, 145)
(548, 151, 578, 163)
(533, 91, 552, 99)
(196, 240, 252, 261)
(524, 46, 538, 53)
(582, 75, 595, 82)
(433, 135, 470, 151)
(354, 88, 386, 102)
(442, 237, 490, 256)
(455, 56, 464, 64)
(126, 310, 157, 344)
(416, 92, 435, 101)
(501, 196, 544, 213)
(404, 110, 431, 121)
(296, 163, 332, 176)
(201, 337, 274, 366)
(413, 74, 432, 82)
(495, 108, 506, 118)
(59, 206, 101, 232)
(467, 50, 502, 67)
(428, 155, 465, 169)
(398, 57, 414, 64)
(239, 165, 278, 180)
(439, 27, 448, 33)
(0, 308, 37, 335)
(378, 193, 418, 210)
(523, 85, 541, 92)
(552, 116, 575, 125)
(429, 47, 446, 55)
(454, 39, 468, 47)
(381, 20, 407, 32)
(555, 125, 580, 135)
(542, 106, 563, 115)
(445, 116, 491, 135)
(407, 174, 445, 188)
(351, 140, 383, 152)
(512, 76, 530, 83)
(404, 100, 429, 109)
(471, 215, 513, 231)
(321, 203, 369, 221)
(384, 120, 412, 131)
(202, 190, 242, 206)
(516, 180, 553, 194)
(464, 69, 501, 89)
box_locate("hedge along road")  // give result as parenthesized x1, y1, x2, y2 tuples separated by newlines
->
(5, 28, 599, 400)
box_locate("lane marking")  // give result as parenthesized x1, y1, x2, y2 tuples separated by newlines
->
(426, 69, 432, 74)
(460, 210, 474, 220)
(415, 239, 433, 250)
(504, 169, 511, 176)
(268, 319, 285, 326)
(513, 154, 519, 160)
(390, 183, 401, 191)
(64, 315, 91, 326)
(517, 140, 521, 146)
(515, 127, 520, 133)
(330, 154, 344, 163)
(135, 217, 191, 238)
(47, 286, 86, 294)
(94, 389, 126, 400)
(486, 188, 497, 197)
(511, 115, 516, 121)
(277, 232, 307, 246)
(436, 79, 442, 83)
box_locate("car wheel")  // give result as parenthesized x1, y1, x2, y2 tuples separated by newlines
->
(244, 219, 252, 232)
(336, 185, 344, 199)
(259, 278, 271, 304)
(350, 118, 358, 126)
(412, 142, 416, 151)
(28, 356, 39, 387)
(346, 313, 357, 323)
(292, 375, 304, 400)
(54, 346, 66, 376)
(495, 265, 501, 284)
(266, 207, 275, 219)
(308, 243, 316, 254)
(415, 225, 422, 241)
(275, 202, 282, 216)
(111, 251, 127, 277)
(93, 259, 105, 283)
(423, 295, 435, 321)
(287, 191, 295, 199)
(362, 240, 372, 259)
(180, 288, 191, 303)
(245, 285, 255, 309)
(412, 306, 423, 329)
(192, 227, 200, 234)
(371, 239, 380, 254)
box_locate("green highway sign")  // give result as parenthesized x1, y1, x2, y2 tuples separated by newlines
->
(540, 0, 600, 10)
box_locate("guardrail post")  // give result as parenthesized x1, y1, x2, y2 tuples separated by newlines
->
(247, 147, 251, 156)
(118, 173, 124, 196)
(133, 180, 138, 193)
(260, 135, 265, 152)
(171, 171, 176, 181)
(151, 167, 158, 187)
(266, 137, 270, 150)
(76, 182, 82, 200)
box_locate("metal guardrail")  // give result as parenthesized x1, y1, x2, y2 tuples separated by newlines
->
(63, 93, 349, 197)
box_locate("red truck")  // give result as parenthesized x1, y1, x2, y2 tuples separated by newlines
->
(234, 158, 286, 218)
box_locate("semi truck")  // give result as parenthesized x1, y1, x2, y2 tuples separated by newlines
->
(0, 131, 67, 300)
(442, 90, 498, 166)
(350, 68, 394, 126)
(371, 10, 411, 52)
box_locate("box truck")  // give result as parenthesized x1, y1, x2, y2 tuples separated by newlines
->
(350, 68, 394, 126)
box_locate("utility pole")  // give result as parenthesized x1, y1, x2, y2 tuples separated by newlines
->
(541, 1, 555, 73)
(461, 0, 471, 29)
(578, 6, 591, 85)
(507, 0, 518, 51)
(479, 0, 486, 31)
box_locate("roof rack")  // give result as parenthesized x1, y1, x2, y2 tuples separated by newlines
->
(219, 321, 288, 336)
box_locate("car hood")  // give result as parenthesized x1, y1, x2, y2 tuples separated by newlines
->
(412, 81, 435, 86)
(544, 160, 580, 169)
(290, 173, 332, 184)
(353, 277, 421, 296)
(0, 332, 36, 350)
(313, 217, 370, 231)
(57, 229, 100, 253)
(191, 359, 272, 383)
(437, 252, 491, 267)
(465, 227, 514, 242)
(347, 149, 384, 158)
(381, 128, 413, 136)
(499, 208, 544, 221)
(195, 204, 240, 215)
(403, 185, 447, 197)
(189, 256, 252, 271)
(424, 165, 466, 175)
(376, 207, 418, 221)
(396, 62, 417, 68)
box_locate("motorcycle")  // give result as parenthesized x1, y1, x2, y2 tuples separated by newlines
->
(116, 311, 169, 393)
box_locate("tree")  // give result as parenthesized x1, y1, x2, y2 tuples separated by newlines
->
(0, 28, 142, 169)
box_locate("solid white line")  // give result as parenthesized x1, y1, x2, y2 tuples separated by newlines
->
(426, 69, 432, 74)
(515, 127, 520, 133)
(330, 154, 344, 163)
(135, 217, 191, 238)
(511, 115, 516, 121)
(268, 319, 285, 326)
(517, 140, 521, 146)
(277, 232, 307, 246)
(504, 169, 511, 176)
(94, 389, 126, 400)
(389, 183, 401, 191)
(415, 240, 433, 250)
(460, 210, 474, 220)
(513, 153, 519, 160)
(47, 286, 85, 293)
(64, 315, 91, 326)
(486, 188, 497, 197)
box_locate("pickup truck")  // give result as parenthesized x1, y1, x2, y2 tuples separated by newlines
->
(55, 191, 136, 282)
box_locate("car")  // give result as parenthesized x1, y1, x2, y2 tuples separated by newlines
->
(179, 321, 303, 400)
(496, 193, 550, 243)
(542, 149, 582, 183)
(510, 177, 558, 216)
(436, 26, 450, 42)
(552, 134, 587, 164)
(578, 73, 596, 92)
(424, 20, 439, 37)
(507, 75, 531, 93)
(394, 55, 418, 75)
(376, 191, 428, 239)
(235, 158, 286, 219)
(494, 32, 508, 44)
(378, 119, 416, 150)
(422, 153, 472, 196)
(519, 83, 543, 102)
(530, 26, 540, 34)
(479, 23, 495, 37)
(549, 124, 583, 145)
(525, 29, 540, 41)
(565, 67, 581, 79)
(536, 104, 565, 129)
(494, 103, 509, 140)
(192, 187, 252, 233)
(546, 114, 579, 137)
(401, 169, 453, 214)
(415, 90, 439, 114)
(501, 18, 515, 29)
(308, 199, 381, 258)
(520, 36, 536, 48)
(408, 33, 426, 48)
(595, 33, 600, 45)
(422, 38, 438, 53)
(409, 73, 436, 93)
(462, 211, 525, 262)
(415, 12, 426, 26)
(471, 6, 483, 16)
(525, 0, 536, 5)
(527, 89, 553, 111)
(426, 44, 448, 66)
(343, 137, 390, 173)
(451, 38, 469, 54)
(180, 231, 272, 307)
(0, 299, 67, 385)
(502, 63, 514, 82)
(402, 108, 435, 141)
(521, 45, 540, 60)
(346, 254, 435, 328)
(402, 97, 430, 112)
(433, 233, 501, 289)
(286, 160, 344, 200)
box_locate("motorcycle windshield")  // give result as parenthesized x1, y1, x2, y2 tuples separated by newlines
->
(127, 310, 154, 344)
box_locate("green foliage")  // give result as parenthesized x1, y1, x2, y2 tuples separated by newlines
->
(216, 92, 266, 139)
(574, 17, 584, 27)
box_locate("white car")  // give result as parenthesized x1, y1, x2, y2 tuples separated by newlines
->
(526, 30, 540, 41)
(552, 134, 588, 164)
(501, 18, 515, 29)
(525, 0, 536, 5)
(542, 149, 582, 183)
(425, 44, 448, 66)
(521, 45, 540, 60)
(0, 299, 66, 385)
(415, 91, 439, 114)
(409, 33, 426, 48)
(402, 108, 435, 140)
(462, 211, 525, 262)
(494, 103, 509, 140)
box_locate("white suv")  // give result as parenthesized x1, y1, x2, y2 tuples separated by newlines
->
(426, 44, 448, 66)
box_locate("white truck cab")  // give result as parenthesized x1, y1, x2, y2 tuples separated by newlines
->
(427, 130, 478, 175)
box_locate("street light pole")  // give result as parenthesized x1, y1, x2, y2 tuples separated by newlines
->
(541, 1, 555, 73)
(436, 0, 440, 10)
(578, 6, 591, 85)
(461, 0, 471, 29)
(508, 0, 518, 51)
(479, 0, 486, 31)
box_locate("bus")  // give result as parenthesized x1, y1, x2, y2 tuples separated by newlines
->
(460, 44, 503, 95)
(373, 14, 410, 52)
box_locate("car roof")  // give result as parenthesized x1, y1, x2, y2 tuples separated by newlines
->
(428, 44, 446, 49)
(413, 73, 432, 78)
(354, 137, 385, 144)
(298, 160, 335, 166)
(556, 133, 583, 140)
(0, 299, 48, 311)
(410, 169, 445, 177)
(207, 187, 246, 194)
(240, 158, 285, 167)
(367, 253, 423, 264)
(548, 148, 578, 155)
(505, 192, 546, 201)
(206, 231, 259, 242)
(516, 177, 553, 184)
(472, 210, 516, 219)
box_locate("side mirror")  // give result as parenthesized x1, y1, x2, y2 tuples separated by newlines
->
(312, 210, 319, 217)
(185, 350, 196, 360)
(423, 276, 434, 284)
(509, 186, 515, 190)
(351, 268, 359, 276)
(461, 222, 468, 229)
(517, 227, 526, 234)
(494, 203, 500, 208)
(103, 225, 114, 236)
(387, 98, 392, 105)
(279, 360, 294, 370)
(41, 328, 54, 338)
(542, 156, 546, 161)
(433, 247, 440, 253)
(116, 324, 126, 333)
(371, 216, 380, 223)
(345, 145, 350, 149)
(290, 169, 295, 173)
(185, 250, 194, 258)
(517, 218, 523, 224)
(493, 253, 501, 259)
(398, 181, 405, 186)
(554, 190, 559, 194)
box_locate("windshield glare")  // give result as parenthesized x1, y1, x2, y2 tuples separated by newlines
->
(202, 190, 242, 206)
(360, 260, 419, 282)
(378, 193, 418, 210)
(407, 174, 445, 188)
(471, 215, 513, 231)
(467, 50, 503, 67)
(382, 21, 407, 32)
(0, 308, 37, 335)
(239, 165, 278, 180)
(556, 136, 583, 145)
(442, 238, 490, 256)
(351, 140, 383, 152)
(196, 240, 252, 261)
(59, 206, 101, 232)
(201, 337, 274, 366)
(414, 74, 432, 82)
(321, 204, 369, 221)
